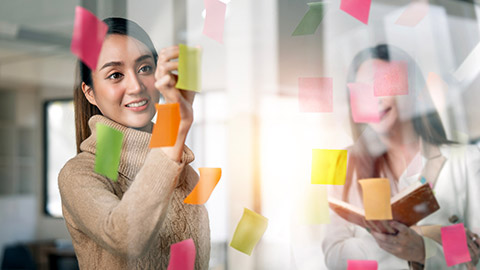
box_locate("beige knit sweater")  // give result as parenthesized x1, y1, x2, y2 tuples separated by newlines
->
(58, 115, 210, 269)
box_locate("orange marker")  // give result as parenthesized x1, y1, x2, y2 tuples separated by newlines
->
(149, 103, 180, 148)
(184, 168, 222, 205)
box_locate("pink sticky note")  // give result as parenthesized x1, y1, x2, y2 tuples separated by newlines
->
(373, 61, 409, 97)
(347, 260, 378, 270)
(441, 223, 471, 267)
(340, 0, 372, 25)
(203, 0, 227, 43)
(298, 77, 333, 112)
(348, 82, 380, 123)
(71, 6, 108, 71)
(395, 2, 429, 27)
(167, 238, 196, 270)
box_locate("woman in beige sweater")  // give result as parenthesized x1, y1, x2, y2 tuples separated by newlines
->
(58, 17, 210, 269)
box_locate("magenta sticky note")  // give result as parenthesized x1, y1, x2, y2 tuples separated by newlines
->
(340, 0, 372, 25)
(298, 77, 333, 112)
(167, 238, 196, 270)
(348, 82, 380, 123)
(347, 260, 378, 270)
(202, 0, 227, 43)
(71, 6, 108, 71)
(441, 223, 471, 267)
(373, 61, 409, 97)
(395, 2, 429, 27)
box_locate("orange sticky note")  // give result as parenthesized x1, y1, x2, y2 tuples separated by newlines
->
(184, 168, 222, 205)
(359, 178, 392, 220)
(311, 149, 348, 185)
(149, 103, 180, 148)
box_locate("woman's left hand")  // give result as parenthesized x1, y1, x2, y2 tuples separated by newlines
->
(370, 221, 425, 264)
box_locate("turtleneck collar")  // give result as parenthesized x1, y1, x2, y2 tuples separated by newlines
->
(80, 115, 195, 180)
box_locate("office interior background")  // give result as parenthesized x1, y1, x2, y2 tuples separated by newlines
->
(1, 0, 480, 269)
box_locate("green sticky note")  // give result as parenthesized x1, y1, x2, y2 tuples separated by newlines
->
(301, 185, 331, 225)
(175, 44, 202, 92)
(311, 149, 347, 185)
(94, 123, 123, 181)
(230, 208, 268, 255)
(292, 2, 326, 36)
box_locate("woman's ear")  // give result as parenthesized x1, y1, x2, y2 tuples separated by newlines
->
(82, 82, 97, 106)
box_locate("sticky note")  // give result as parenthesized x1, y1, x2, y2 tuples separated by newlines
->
(167, 238, 196, 270)
(230, 208, 268, 255)
(203, 0, 226, 43)
(94, 123, 123, 181)
(298, 77, 333, 112)
(359, 178, 392, 220)
(348, 82, 380, 123)
(70, 6, 108, 70)
(373, 61, 409, 97)
(176, 44, 202, 92)
(395, 2, 429, 27)
(311, 149, 347, 185)
(149, 103, 180, 148)
(292, 2, 326, 36)
(184, 168, 222, 205)
(347, 260, 378, 270)
(301, 185, 330, 225)
(454, 42, 480, 82)
(441, 223, 471, 267)
(340, 0, 372, 25)
(420, 177, 427, 184)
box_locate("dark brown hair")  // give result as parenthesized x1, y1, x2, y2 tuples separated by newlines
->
(73, 17, 158, 153)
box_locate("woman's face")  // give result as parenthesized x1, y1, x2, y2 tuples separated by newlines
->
(355, 59, 405, 135)
(83, 34, 159, 130)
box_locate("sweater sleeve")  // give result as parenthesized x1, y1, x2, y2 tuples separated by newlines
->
(59, 148, 184, 259)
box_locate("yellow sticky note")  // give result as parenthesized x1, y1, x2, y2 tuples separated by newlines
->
(184, 168, 222, 205)
(230, 208, 268, 255)
(301, 185, 331, 225)
(311, 149, 347, 185)
(359, 178, 392, 220)
(175, 44, 202, 92)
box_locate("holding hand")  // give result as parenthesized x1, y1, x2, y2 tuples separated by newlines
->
(369, 221, 425, 264)
(154, 45, 196, 162)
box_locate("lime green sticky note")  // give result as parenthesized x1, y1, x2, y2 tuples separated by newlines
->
(175, 44, 202, 92)
(301, 185, 331, 225)
(292, 2, 326, 36)
(94, 123, 123, 181)
(230, 208, 268, 255)
(311, 149, 347, 185)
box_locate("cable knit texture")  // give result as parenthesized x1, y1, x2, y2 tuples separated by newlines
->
(58, 115, 210, 269)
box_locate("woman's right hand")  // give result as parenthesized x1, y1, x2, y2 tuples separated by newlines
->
(154, 45, 196, 162)
(466, 229, 480, 269)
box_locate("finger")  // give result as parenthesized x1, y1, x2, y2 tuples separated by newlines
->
(155, 61, 179, 79)
(371, 231, 397, 243)
(378, 221, 396, 235)
(366, 220, 382, 233)
(157, 46, 180, 63)
(389, 221, 409, 234)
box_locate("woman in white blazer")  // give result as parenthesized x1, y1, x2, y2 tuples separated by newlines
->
(322, 44, 480, 270)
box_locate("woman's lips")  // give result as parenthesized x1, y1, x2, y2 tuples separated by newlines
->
(125, 99, 149, 112)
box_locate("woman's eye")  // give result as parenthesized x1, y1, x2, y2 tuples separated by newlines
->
(108, 72, 123, 80)
(139, 65, 153, 73)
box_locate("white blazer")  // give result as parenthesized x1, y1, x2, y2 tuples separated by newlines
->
(322, 143, 480, 270)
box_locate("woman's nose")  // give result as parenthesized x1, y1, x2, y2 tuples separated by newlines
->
(126, 72, 143, 94)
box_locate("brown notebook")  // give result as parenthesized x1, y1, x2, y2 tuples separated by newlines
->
(328, 182, 440, 234)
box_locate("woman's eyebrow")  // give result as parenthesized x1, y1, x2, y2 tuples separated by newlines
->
(100, 61, 123, 71)
(135, 55, 153, 63)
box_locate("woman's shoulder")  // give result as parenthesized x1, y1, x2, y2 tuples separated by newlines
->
(58, 152, 95, 183)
